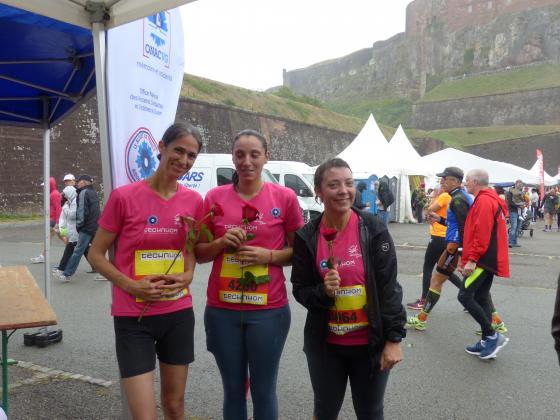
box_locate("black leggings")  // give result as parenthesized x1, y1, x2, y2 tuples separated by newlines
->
(422, 236, 462, 298)
(305, 344, 389, 420)
(57, 242, 76, 271)
(458, 269, 494, 337)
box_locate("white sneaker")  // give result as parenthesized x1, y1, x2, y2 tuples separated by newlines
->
(52, 268, 62, 275)
(31, 255, 45, 264)
(94, 275, 108, 281)
(57, 273, 70, 283)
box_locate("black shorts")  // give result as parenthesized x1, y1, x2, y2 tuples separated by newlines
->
(114, 308, 195, 378)
(435, 244, 459, 276)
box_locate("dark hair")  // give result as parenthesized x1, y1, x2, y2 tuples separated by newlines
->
(157, 122, 203, 160)
(314, 158, 352, 189)
(494, 186, 505, 195)
(231, 129, 269, 186)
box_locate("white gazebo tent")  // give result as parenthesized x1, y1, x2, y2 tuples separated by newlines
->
(421, 148, 553, 185)
(528, 160, 557, 186)
(388, 125, 435, 222)
(337, 114, 394, 177)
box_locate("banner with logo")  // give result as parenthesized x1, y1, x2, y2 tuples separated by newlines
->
(536, 149, 545, 198)
(107, 9, 184, 188)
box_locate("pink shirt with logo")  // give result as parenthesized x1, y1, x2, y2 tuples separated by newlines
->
(316, 211, 369, 345)
(204, 182, 304, 310)
(99, 180, 203, 317)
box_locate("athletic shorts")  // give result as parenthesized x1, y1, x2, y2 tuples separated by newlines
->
(435, 243, 459, 276)
(113, 308, 194, 378)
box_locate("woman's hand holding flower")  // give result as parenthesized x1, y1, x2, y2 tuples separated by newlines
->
(126, 275, 166, 301)
(323, 269, 340, 298)
(220, 227, 247, 250)
(159, 272, 193, 297)
(236, 245, 270, 267)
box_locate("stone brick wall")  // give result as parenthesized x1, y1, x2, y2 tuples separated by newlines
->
(0, 97, 355, 214)
(411, 87, 560, 130)
(465, 132, 560, 175)
(407, 0, 560, 35)
(0, 102, 103, 215)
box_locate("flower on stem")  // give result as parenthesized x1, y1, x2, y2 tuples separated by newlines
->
(241, 204, 259, 241)
(320, 226, 338, 269)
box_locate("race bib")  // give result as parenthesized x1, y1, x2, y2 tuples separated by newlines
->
(134, 249, 188, 302)
(328, 285, 369, 335)
(218, 252, 269, 305)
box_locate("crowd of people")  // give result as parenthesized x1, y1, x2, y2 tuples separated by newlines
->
(30, 122, 559, 419)
(31, 173, 103, 281)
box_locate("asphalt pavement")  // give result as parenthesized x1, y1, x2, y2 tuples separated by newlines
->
(0, 220, 559, 419)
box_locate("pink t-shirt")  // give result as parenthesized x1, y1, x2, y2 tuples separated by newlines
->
(316, 212, 369, 345)
(98, 180, 203, 317)
(205, 182, 304, 310)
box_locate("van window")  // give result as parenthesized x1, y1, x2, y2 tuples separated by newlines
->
(272, 173, 280, 182)
(285, 174, 313, 197)
(217, 168, 234, 186)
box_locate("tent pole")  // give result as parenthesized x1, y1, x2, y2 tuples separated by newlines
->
(92, 20, 129, 419)
(92, 22, 113, 197)
(42, 127, 51, 304)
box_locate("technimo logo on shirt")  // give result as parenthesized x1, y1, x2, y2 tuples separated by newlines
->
(143, 12, 171, 68)
(125, 127, 158, 182)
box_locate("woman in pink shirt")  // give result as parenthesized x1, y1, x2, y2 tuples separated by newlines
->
(196, 129, 304, 420)
(291, 158, 406, 420)
(89, 123, 203, 420)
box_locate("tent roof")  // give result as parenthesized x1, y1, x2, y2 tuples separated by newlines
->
(528, 159, 556, 184)
(0, 3, 96, 127)
(1, 0, 197, 30)
(388, 125, 432, 175)
(337, 114, 395, 175)
(422, 148, 556, 185)
(0, 1, 196, 127)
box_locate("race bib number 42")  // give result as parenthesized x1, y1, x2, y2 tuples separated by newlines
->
(218, 252, 269, 305)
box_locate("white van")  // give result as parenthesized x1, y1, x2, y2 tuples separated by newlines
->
(177, 153, 277, 197)
(265, 161, 323, 222)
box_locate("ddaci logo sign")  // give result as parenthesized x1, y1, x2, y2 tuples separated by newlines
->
(143, 11, 171, 68)
(125, 127, 159, 182)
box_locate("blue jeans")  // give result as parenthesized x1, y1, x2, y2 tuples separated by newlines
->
(508, 211, 519, 245)
(63, 231, 92, 277)
(204, 305, 290, 420)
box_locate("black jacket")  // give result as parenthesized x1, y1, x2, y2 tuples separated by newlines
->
(76, 185, 100, 235)
(553, 274, 560, 366)
(290, 208, 406, 362)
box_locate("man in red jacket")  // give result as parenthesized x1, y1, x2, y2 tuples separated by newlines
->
(458, 169, 510, 360)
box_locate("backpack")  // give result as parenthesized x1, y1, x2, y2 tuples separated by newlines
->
(378, 181, 395, 208)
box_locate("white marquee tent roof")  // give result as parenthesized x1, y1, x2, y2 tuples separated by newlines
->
(528, 160, 557, 184)
(338, 115, 431, 177)
(388, 125, 433, 176)
(422, 148, 556, 186)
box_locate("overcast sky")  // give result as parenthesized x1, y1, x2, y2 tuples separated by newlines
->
(180, 0, 411, 91)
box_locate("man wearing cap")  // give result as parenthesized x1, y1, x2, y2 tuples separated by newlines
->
(58, 174, 100, 282)
(63, 173, 76, 187)
(408, 167, 507, 333)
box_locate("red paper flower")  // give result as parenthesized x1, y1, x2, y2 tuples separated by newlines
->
(320, 226, 338, 242)
(242, 204, 260, 223)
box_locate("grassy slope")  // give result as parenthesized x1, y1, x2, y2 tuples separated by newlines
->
(406, 125, 560, 148)
(181, 74, 367, 134)
(419, 64, 560, 103)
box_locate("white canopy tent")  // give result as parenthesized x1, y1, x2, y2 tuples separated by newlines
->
(528, 160, 557, 185)
(337, 114, 395, 177)
(421, 148, 556, 186)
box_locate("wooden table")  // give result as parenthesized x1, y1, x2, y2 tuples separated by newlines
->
(0, 266, 57, 415)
